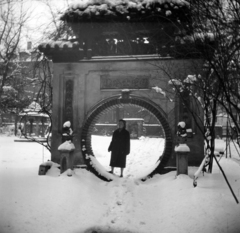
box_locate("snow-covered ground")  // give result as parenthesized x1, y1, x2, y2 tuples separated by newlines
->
(0, 135, 240, 233)
(92, 135, 165, 179)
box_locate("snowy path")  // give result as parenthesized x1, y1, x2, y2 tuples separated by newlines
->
(97, 179, 135, 227)
(90, 177, 146, 233)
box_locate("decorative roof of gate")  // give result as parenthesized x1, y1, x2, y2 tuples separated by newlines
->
(38, 41, 84, 62)
(61, 0, 190, 23)
(38, 1, 192, 62)
(38, 41, 79, 49)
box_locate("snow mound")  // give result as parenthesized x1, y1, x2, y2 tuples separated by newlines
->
(58, 141, 75, 151)
(175, 143, 190, 152)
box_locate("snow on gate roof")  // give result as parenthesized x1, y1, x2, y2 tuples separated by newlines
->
(61, 0, 190, 23)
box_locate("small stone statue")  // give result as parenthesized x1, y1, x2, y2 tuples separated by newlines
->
(62, 121, 73, 142)
(177, 121, 187, 144)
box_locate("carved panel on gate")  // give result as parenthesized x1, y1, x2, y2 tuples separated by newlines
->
(64, 79, 73, 126)
(100, 75, 149, 90)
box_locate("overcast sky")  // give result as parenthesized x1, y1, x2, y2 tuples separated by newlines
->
(20, 0, 73, 49)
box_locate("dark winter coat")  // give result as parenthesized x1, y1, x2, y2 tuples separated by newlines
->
(108, 128, 130, 168)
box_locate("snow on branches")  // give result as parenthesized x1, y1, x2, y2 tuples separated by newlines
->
(168, 74, 205, 108)
(152, 86, 166, 97)
(184, 75, 197, 84)
(2, 86, 17, 93)
(152, 86, 173, 102)
(168, 79, 182, 86)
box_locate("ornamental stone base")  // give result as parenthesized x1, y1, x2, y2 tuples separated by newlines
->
(176, 151, 189, 175)
(58, 141, 75, 176)
(175, 144, 190, 176)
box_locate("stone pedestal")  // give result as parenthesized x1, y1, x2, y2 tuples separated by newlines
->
(38, 163, 51, 175)
(58, 141, 75, 176)
(175, 144, 190, 175)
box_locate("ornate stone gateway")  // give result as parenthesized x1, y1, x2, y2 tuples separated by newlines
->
(38, 0, 204, 180)
(36, 56, 204, 180)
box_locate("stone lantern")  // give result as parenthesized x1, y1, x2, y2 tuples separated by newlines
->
(175, 121, 190, 175)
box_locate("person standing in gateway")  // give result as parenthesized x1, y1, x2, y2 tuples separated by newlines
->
(108, 119, 130, 177)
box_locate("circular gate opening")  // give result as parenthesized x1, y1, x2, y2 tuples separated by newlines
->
(81, 95, 173, 181)
(92, 105, 166, 179)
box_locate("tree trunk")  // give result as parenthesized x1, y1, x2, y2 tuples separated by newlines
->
(208, 99, 217, 173)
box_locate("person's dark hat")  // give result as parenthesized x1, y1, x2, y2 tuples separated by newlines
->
(119, 119, 126, 128)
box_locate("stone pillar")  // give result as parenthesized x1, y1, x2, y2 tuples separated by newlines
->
(29, 119, 33, 135)
(36, 119, 39, 137)
(58, 141, 75, 176)
(23, 119, 27, 135)
(41, 118, 45, 137)
(137, 121, 143, 137)
(26, 121, 30, 136)
(175, 143, 190, 175)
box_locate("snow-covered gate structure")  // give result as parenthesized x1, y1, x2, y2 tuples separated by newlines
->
(38, 0, 204, 180)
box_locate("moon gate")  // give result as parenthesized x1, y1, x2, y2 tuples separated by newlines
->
(81, 95, 173, 181)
